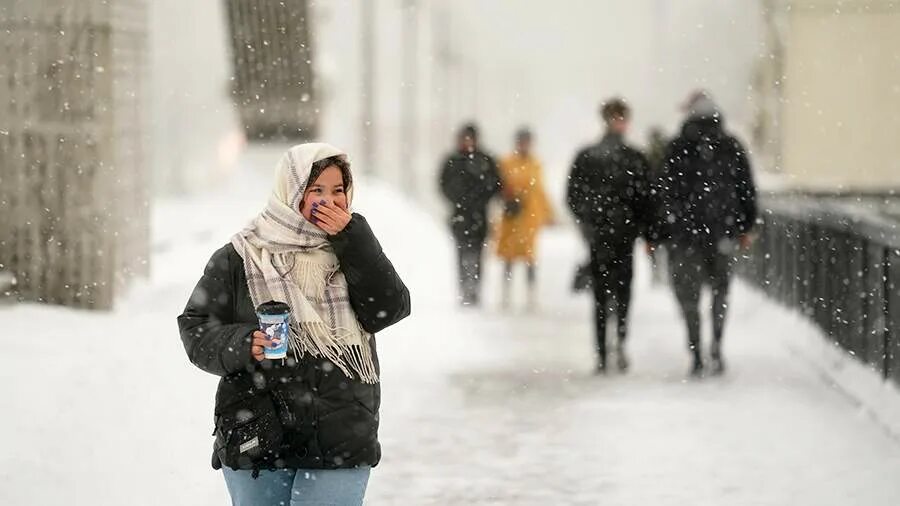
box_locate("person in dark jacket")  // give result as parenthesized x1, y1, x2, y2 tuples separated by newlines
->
(645, 127, 669, 286)
(439, 123, 502, 306)
(645, 127, 668, 177)
(178, 143, 410, 506)
(567, 98, 656, 374)
(654, 91, 757, 377)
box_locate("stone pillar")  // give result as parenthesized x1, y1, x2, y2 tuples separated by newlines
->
(224, 0, 317, 140)
(0, 0, 148, 309)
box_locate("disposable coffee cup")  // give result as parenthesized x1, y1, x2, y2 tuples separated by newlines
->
(256, 301, 290, 360)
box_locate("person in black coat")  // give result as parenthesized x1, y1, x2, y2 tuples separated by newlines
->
(567, 98, 656, 374)
(654, 92, 757, 376)
(645, 126, 670, 286)
(178, 143, 410, 505)
(439, 123, 502, 306)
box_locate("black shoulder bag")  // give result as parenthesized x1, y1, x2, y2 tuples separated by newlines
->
(214, 386, 285, 474)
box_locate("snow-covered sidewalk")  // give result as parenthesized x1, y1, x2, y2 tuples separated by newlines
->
(2, 146, 900, 505)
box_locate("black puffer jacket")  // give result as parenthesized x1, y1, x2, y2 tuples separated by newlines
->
(177, 214, 410, 470)
(658, 116, 757, 244)
(567, 132, 657, 245)
(439, 150, 502, 242)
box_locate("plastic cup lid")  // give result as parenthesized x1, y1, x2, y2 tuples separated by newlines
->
(256, 300, 291, 315)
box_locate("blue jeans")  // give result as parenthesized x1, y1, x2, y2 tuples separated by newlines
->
(222, 467, 370, 506)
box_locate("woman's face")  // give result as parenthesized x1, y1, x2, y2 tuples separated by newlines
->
(300, 165, 348, 221)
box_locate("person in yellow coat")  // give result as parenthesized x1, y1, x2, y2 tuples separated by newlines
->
(496, 128, 554, 309)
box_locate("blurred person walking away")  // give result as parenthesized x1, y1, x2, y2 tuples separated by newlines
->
(495, 128, 555, 311)
(645, 127, 669, 286)
(567, 99, 657, 374)
(653, 91, 758, 377)
(439, 123, 503, 306)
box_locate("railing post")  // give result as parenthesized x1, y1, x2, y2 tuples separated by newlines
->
(847, 236, 866, 360)
(757, 216, 768, 289)
(885, 247, 893, 381)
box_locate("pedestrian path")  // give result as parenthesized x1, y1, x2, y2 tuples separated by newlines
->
(360, 183, 900, 506)
(2, 148, 899, 505)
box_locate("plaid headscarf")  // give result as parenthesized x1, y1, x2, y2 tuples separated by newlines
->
(231, 143, 377, 383)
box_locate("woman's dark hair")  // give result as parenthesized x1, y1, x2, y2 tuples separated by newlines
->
(307, 155, 353, 191)
(299, 155, 352, 211)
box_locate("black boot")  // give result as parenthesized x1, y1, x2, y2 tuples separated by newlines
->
(710, 340, 725, 376)
(595, 354, 608, 375)
(689, 350, 704, 378)
(460, 282, 479, 307)
(615, 345, 630, 373)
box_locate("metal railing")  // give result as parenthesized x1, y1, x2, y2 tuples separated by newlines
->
(738, 194, 900, 387)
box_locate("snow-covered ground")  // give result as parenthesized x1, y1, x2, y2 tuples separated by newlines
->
(3, 146, 900, 505)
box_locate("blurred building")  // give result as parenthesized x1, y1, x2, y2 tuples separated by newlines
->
(754, 0, 900, 190)
(0, 0, 148, 309)
(223, 0, 317, 141)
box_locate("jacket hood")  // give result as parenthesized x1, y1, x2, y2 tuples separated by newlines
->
(681, 115, 726, 142)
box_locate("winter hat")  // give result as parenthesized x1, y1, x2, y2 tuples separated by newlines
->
(684, 90, 721, 119)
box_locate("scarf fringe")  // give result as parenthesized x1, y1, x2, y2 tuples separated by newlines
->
(288, 322, 379, 384)
(290, 258, 333, 298)
(232, 187, 379, 385)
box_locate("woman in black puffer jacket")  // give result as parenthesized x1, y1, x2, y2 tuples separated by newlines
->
(178, 143, 410, 506)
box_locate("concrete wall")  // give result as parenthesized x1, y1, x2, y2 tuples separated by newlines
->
(0, 0, 148, 309)
(780, 0, 900, 190)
